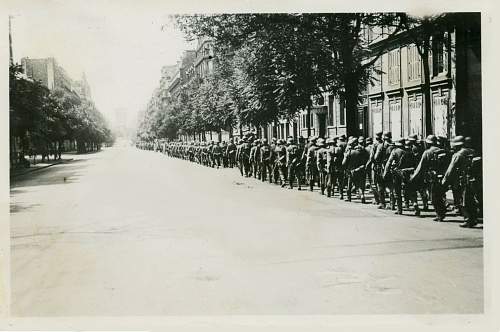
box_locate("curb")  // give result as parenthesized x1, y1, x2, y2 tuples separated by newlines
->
(10, 158, 74, 179)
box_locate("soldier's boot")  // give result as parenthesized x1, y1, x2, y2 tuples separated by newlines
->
(390, 194, 396, 211)
(460, 217, 478, 228)
(327, 188, 331, 197)
(361, 193, 366, 204)
(414, 203, 421, 217)
(309, 180, 314, 192)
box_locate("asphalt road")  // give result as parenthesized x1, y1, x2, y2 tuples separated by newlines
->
(10, 142, 483, 316)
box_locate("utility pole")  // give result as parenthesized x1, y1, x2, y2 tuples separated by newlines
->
(9, 15, 14, 65)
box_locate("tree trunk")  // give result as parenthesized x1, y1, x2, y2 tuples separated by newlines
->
(344, 76, 360, 137)
(306, 105, 311, 137)
(422, 41, 433, 136)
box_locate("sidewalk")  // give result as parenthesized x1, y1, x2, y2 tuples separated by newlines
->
(10, 155, 74, 179)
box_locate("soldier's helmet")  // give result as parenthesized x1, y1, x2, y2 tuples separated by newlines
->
(308, 136, 316, 143)
(395, 138, 405, 147)
(464, 136, 473, 148)
(375, 131, 383, 138)
(425, 134, 437, 145)
(317, 138, 325, 146)
(339, 134, 347, 141)
(451, 135, 464, 148)
(358, 136, 365, 143)
(365, 137, 373, 144)
(286, 137, 294, 145)
(326, 138, 334, 145)
(437, 136, 450, 149)
(350, 137, 359, 145)
(279, 139, 286, 145)
(383, 131, 392, 140)
(407, 134, 418, 142)
(262, 138, 268, 145)
(272, 137, 277, 143)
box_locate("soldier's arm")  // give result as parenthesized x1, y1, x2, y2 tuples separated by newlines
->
(342, 152, 349, 167)
(410, 151, 427, 182)
(442, 153, 460, 186)
(383, 152, 395, 178)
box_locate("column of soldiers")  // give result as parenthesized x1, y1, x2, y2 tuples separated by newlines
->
(138, 131, 482, 228)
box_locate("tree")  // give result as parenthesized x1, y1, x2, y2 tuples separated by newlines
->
(174, 13, 403, 137)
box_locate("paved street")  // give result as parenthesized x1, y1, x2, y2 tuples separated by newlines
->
(10, 142, 483, 316)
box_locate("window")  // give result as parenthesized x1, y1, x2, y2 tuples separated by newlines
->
(432, 33, 446, 75)
(328, 95, 334, 126)
(371, 98, 383, 135)
(388, 48, 400, 85)
(370, 58, 382, 89)
(407, 44, 421, 81)
(389, 96, 402, 139)
(339, 97, 346, 126)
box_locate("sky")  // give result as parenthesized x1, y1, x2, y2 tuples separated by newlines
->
(10, 1, 195, 127)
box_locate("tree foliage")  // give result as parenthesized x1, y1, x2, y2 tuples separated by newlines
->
(9, 63, 114, 161)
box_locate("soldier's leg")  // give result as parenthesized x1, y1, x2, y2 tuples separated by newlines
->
(326, 172, 332, 197)
(279, 165, 287, 187)
(358, 172, 366, 203)
(431, 182, 447, 221)
(287, 164, 294, 189)
(296, 166, 302, 190)
(393, 174, 403, 214)
(371, 169, 380, 205)
(345, 173, 353, 201)
(377, 176, 386, 209)
(460, 185, 478, 227)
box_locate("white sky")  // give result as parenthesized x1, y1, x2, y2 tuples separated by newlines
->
(9, 1, 195, 126)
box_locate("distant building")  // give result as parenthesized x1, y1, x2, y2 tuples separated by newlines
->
(167, 50, 196, 98)
(21, 57, 73, 92)
(195, 36, 214, 80)
(73, 72, 92, 100)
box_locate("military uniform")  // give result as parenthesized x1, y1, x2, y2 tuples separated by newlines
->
(315, 138, 329, 195)
(342, 138, 370, 202)
(442, 136, 479, 227)
(410, 135, 449, 221)
(373, 132, 394, 209)
(275, 140, 288, 187)
(286, 138, 301, 190)
(384, 138, 419, 215)
(304, 138, 319, 191)
(260, 139, 273, 183)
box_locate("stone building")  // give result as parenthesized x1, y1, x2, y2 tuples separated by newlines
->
(21, 57, 73, 92)
(263, 13, 481, 148)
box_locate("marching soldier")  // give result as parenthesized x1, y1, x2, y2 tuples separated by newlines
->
(442, 136, 480, 228)
(373, 131, 394, 209)
(316, 138, 329, 195)
(212, 142, 223, 169)
(260, 139, 273, 183)
(410, 135, 449, 222)
(226, 139, 237, 168)
(286, 137, 302, 190)
(275, 139, 288, 187)
(384, 138, 420, 215)
(342, 137, 370, 203)
(304, 137, 319, 191)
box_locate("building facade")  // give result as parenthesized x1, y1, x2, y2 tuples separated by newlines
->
(21, 57, 74, 92)
(264, 14, 481, 148)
